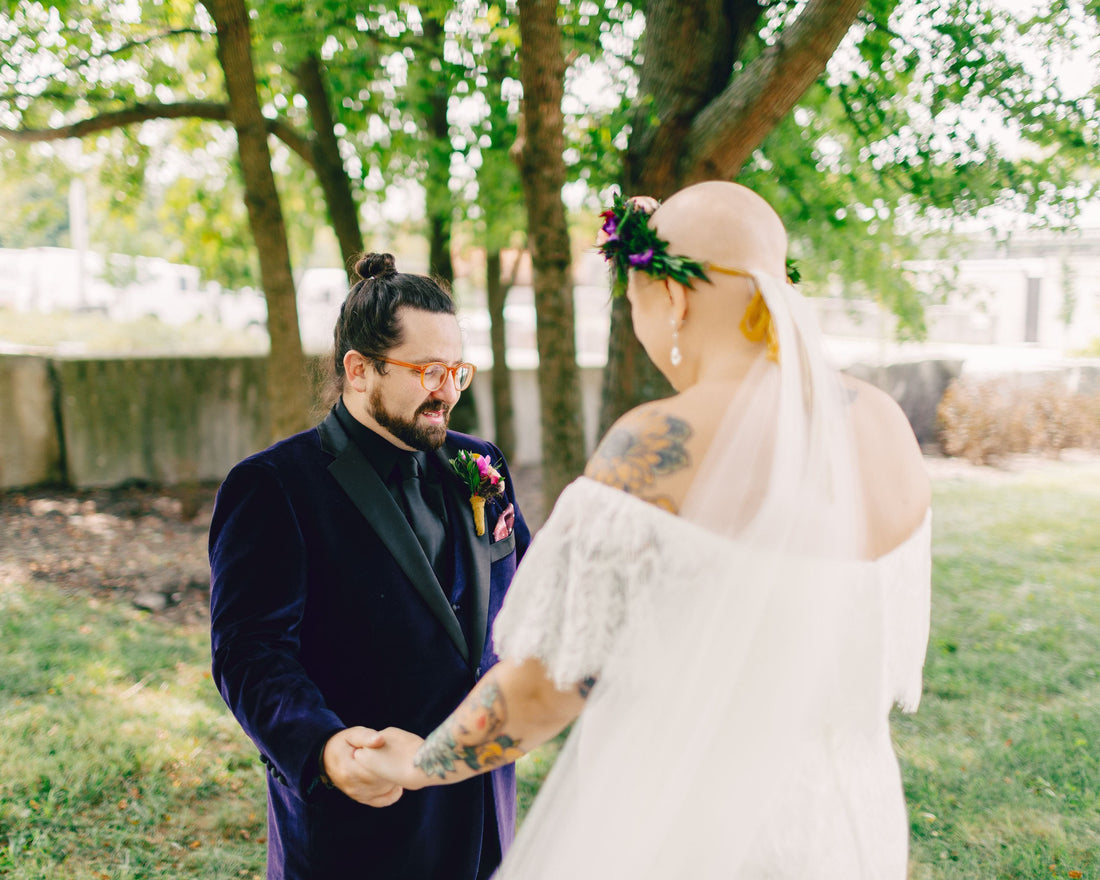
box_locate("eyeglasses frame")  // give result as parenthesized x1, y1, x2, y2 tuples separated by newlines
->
(370, 354, 476, 392)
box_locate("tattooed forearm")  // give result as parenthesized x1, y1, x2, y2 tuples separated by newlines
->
(578, 676, 598, 699)
(588, 412, 692, 508)
(413, 681, 526, 780)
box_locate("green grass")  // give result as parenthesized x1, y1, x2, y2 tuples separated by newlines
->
(2, 463, 1098, 878)
(897, 466, 1100, 880)
(0, 590, 266, 879)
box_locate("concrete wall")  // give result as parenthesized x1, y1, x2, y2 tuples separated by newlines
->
(53, 357, 270, 487)
(0, 353, 602, 487)
(0, 356, 62, 487)
(468, 366, 604, 465)
(0, 352, 1090, 490)
(844, 360, 964, 447)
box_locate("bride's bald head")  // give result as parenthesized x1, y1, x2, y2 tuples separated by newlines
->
(650, 181, 787, 280)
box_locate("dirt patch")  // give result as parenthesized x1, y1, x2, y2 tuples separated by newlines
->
(0, 482, 217, 625)
(0, 462, 545, 625)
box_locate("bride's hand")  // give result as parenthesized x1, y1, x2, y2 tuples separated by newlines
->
(353, 727, 427, 792)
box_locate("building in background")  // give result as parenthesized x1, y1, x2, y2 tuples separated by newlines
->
(2, 221, 1098, 364)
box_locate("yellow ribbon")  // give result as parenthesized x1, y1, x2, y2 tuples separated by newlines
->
(739, 290, 780, 362)
(706, 262, 780, 362)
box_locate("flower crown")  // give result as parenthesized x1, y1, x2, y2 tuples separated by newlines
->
(596, 194, 800, 297)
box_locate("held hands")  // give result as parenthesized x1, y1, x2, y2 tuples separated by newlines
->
(321, 727, 404, 807)
(352, 727, 427, 793)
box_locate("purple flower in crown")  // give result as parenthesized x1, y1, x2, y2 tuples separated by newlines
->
(628, 248, 654, 268)
(597, 210, 620, 248)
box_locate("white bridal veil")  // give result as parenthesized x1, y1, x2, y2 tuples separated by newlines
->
(491, 272, 931, 878)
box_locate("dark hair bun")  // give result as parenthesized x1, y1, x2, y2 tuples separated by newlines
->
(356, 253, 397, 280)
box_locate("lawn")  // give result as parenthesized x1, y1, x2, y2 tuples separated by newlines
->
(898, 461, 1100, 880)
(1, 460, 1097, 878)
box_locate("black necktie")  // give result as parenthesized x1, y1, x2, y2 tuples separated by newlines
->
(395, 454, 448, 580)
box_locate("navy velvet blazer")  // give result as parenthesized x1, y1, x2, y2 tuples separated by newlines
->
(209, 410, 530, 880)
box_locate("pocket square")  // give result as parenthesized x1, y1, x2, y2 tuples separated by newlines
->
(492, 503, 515, 542)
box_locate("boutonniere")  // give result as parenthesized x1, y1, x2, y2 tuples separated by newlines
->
(449, 451, 507, 536)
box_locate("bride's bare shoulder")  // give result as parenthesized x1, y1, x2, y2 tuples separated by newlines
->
(841, 375, 932, 552)
(583, 399, 699, 514)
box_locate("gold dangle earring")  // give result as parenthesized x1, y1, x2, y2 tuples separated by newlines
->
(670, 317, 683, 367)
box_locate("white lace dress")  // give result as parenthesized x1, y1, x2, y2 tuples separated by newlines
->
(492, 477, 932, 879)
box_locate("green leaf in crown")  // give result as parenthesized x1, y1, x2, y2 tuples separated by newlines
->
(597, 193, 801, 294)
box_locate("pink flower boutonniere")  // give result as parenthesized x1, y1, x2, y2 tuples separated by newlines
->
(449, 451, 507, 536)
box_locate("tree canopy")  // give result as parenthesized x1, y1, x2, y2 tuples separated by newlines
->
(1, 0, 1097, 469)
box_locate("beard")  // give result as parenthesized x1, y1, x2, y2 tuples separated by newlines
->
(368, 388, 451, 450)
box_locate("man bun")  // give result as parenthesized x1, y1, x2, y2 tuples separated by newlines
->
(355, 253, 397, 280)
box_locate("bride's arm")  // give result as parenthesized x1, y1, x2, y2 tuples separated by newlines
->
(355, 657, 593, 791)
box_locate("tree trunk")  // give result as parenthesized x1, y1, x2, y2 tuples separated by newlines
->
(516, 0, 586, 509)
(600, 0, 866, 433)
(423, 16, 455, 285)
(207, 0, 311, 441)
(296, 52, 364, 276)
(486, 248, 516, 461)
(603, 0, 744, 435)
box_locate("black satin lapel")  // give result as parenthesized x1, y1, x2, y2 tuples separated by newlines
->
(436, 444, 491, 666)
(324, 418, 468, 662)
(316, 409, 348, 457)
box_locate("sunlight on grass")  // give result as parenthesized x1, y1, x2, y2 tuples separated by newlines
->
(898, 464, 1100, 880)
(0, 586, 266, 879)
(1, 462, 1098, 877)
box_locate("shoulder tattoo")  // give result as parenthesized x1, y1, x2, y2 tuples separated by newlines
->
(588, 411, 692, 510)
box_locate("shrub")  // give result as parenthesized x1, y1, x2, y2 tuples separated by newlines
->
(937, 377, 1100, 464)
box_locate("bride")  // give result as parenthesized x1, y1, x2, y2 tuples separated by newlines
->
(356, 181, 932, 878)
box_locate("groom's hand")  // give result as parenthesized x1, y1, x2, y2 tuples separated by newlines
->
(321, 727, 404, 807)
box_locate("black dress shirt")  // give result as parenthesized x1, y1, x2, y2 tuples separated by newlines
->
(333, 399, 453, 587)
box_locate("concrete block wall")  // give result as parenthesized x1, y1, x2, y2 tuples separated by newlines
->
(53, 357, 270, 487)
(0, 354, 605, 489)
(1, 352, 1084, 490)
(0, 355, 62, 487)
(843, 360, 964, 447)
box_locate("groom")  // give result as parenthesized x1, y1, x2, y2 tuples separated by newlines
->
(209, 255, 530, 880)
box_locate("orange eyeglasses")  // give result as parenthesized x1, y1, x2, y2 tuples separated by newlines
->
(373, 356, 476, 391)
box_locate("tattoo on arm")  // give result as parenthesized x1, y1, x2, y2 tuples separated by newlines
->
(578, 676, 598, 699)
(414, 681, 526, 780)
(588, 412, 692, 510)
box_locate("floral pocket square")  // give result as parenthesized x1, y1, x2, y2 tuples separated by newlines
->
(492, 503, 515, 542)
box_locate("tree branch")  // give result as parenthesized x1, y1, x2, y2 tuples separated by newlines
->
(69, 28, 207, 70)
(268, 118, 313, 166)
(625, 0, 755, 195)
(682, 0, 867, 181)
(0, 100, 316, 171)
(0, 101, 229, 140)
(4, 27, 207, 90)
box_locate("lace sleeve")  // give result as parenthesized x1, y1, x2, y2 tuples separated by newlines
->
(491, 479, 664, 689)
